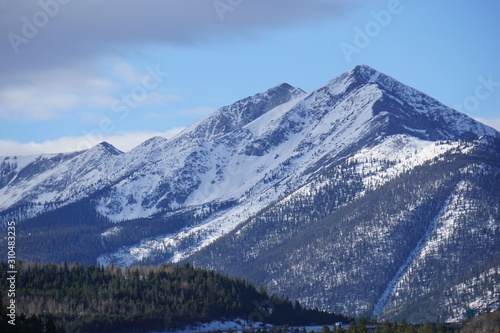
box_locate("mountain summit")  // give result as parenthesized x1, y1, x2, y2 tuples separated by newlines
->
(1, 65, 499, 322)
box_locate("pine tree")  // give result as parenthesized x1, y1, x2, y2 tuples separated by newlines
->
(322, 325, 332, 333)
(45, 317, 58, 333)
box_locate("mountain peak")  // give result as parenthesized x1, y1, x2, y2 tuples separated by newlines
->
(294, 64, 499, 149)
(181, 82, 306, 141)
(264, 82, 306, 99)
(140, 136, 168, 147)
(350, 64, 378, 75)
(314, 65, 381, 99)
(351, 64, 382, 83)
(93, 141, 123, 155)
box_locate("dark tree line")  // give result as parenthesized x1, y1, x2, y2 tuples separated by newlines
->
(0, 262, 350, 333)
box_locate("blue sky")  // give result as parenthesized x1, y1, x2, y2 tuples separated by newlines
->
(1, 0, 499, 155)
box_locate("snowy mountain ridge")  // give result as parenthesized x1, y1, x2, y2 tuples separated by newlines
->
(95, 136, 469, 267)
(1, 65, 499, 322)
(1, 65, 495, 217)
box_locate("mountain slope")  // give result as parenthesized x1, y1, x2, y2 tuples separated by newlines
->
(97, 65, 498, 267)
(0, 143, 122, 225)
(0, 65, 498, 322)
(187, 136, 500, 322)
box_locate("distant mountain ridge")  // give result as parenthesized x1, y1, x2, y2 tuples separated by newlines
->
(1, 65, 498, 323)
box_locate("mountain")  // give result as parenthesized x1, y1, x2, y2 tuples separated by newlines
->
(0, 65, 499, 322)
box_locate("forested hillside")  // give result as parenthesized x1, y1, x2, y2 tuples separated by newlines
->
(0, 262, 349, 333)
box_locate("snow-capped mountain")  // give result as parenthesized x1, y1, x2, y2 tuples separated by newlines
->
(1, 65, 498, 322)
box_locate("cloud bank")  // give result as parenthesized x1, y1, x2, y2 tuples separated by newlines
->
(0, 128, 185, 156)
(1, 0, 358, 77)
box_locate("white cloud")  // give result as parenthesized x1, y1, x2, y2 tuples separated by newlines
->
(0, 127, 185, 156)
(0, 87, 78, 120)
(112, 60, 146, 85)
(0, 59, 180, 121)
(0, 66, 117, 121)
